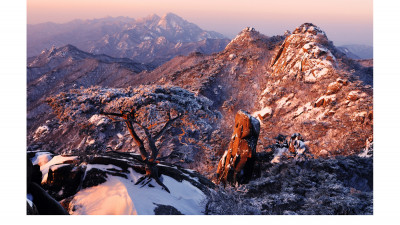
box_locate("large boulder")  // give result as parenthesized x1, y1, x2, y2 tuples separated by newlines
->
(27, 157, 69, 215)
(216, 110, 260, 185)
(43, 163, 84, 200)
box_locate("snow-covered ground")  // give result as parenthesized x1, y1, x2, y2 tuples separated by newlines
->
(35, 154, 78, 183)
(69, 164, 207, 215)
(29, 150, 209, 215)
(31, 151, 53, 166)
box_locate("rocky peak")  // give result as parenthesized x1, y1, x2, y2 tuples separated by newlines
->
(28, 44, 139, 68)
(157, 13, 187, 29)
(136, 13, 161, 25)
(271, 22, 336, 83)
(28, 44, 86, 67)
(292, 23, 326, 36)
(225, 27, 266, 50)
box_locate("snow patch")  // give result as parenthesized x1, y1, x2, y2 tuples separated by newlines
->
(252, 106, 272, 122)
(69, 167, 207, 215)
(34, 125, 49, 140)
(40, 155, 78, 183)
(314, 68, 330, 78)
(31, 152, 53, 166)
(49, 163, 70, 171)
(70, 176, 137, 215)
(117, 133, 124, 139)
(27, 198, 34, 208)
(89, 114, 109, 126)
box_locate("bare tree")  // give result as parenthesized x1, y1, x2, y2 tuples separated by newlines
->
(47, 85, 219, 192)
(100, 108, 183, 192)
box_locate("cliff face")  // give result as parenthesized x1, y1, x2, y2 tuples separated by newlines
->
(137, 23, 372, 158)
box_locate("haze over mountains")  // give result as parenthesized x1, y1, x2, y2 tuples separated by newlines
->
(27, 13, 373, 215)
(28, 13, 230, 66)
(337, 44, 373, 59)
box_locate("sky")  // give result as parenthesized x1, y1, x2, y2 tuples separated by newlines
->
(27, 0, 373, 46)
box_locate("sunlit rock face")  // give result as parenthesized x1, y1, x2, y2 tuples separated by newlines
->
(271, 23, 337, 83)
(217, 110, 260, 185)
(136, 23, 372, 159)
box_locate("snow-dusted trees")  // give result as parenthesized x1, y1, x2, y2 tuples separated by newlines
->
(47, 85, 219, 192)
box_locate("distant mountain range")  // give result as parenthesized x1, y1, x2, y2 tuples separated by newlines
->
(28, 13, 230, 66)
(27, 44, 151, 132)
(337, 44, 373, 59)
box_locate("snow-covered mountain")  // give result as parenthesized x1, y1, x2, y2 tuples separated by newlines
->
(27, 44, 151, 133)
(132, 23, 373, 159)
(27, 13, 230, 66)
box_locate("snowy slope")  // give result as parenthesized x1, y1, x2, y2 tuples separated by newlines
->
(70, 164, 206, 215)
(28, 150, 213, 215)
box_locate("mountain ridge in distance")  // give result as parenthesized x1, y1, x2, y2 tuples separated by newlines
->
(27, 13, 230, 66)
(27, 44, 151, 133)
(337, 44, 373, 59)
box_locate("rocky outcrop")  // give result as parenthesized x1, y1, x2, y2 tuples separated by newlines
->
(27, 150, 215, 215)
(359, 136, 373, 158)
(27, 157, 69, 215)
(270, 133, 312, 163)
(217, 110, 260, 185)
(347, 90, 361, 101)
(314, 95, 336, 107)
(207, 154, 373, 215)
(326, 78, 347, 95)
(271, 23, 337, 83)
(43, 163, 85, 200)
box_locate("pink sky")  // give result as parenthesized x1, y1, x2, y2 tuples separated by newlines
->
(27, 0, 373, 45)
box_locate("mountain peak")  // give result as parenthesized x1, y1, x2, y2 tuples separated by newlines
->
(292, 23, 326, 37)
(225, 27, 265, 50)
(28, 44, 91, 67)
(60, 44, 80, 52)
(137, 13, 160, 24)
(271, 22, 336, 83)
(158, 12, 187, 29)
(242, 27, 257, 33)
(161, 12, 183, 20)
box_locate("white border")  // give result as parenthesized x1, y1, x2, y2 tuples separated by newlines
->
(1, 1, 400, 224)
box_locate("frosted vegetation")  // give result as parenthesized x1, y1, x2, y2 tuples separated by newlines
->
(27, 21, 373, 215)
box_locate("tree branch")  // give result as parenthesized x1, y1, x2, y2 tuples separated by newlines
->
(154, 112, 182, 141)
(101, 110, 149, 161)
(135, 122, 159, 161)
(125, 118, 149, 161)
(100, 111, 124, 117)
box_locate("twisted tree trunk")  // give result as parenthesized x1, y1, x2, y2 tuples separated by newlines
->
(101, 110, 170, 193)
